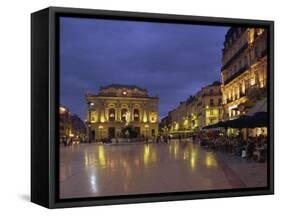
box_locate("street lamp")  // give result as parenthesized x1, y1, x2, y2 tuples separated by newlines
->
(145, 124, 149, 142)
(88, 102, 95, 143)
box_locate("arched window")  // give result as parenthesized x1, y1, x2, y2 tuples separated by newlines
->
(133, 109, 139, 121)
(121, 109, 127, 122)
(109, 108, 115, 122)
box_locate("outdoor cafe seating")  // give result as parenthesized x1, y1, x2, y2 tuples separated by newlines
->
(201, 111, 268, 162)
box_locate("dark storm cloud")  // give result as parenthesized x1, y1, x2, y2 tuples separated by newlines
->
(60, 17, 229, 120)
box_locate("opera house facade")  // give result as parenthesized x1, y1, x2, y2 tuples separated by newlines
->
(85, 84, 159, 141)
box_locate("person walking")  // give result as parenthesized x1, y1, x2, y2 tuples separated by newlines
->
(246, 137, 255, 160)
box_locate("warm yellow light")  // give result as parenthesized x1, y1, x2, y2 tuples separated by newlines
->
(250, 77, 256, 86)
(257, 28, 264, 36)
(173, 122, 179, 131)
(59, 107, 66, 114)
(69, 133, 74, 137)
(190, 157, 195, 170)
(248, 29, 255, 44)
(190, 149, 197, 170)
(143, 145, 150, 165)
(183, 119, 188, 127)
(149, 112, 157, 123)
(143, 111, 147, 123)
(98, 145, 106, 166)
(228, 105, 238, 110)
(205, 153, 217, 167)
(90, 111, 97, 123)
(100, 116, 105, 123)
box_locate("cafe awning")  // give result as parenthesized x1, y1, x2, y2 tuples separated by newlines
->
(202, 111, 268, 129)
(202, 121, 225, 129)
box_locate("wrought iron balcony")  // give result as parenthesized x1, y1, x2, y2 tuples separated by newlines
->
(221, 42, 248, 71)
(224, 65, 249, 85)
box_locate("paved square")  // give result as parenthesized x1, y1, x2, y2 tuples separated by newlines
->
(60, 140, 267, 199)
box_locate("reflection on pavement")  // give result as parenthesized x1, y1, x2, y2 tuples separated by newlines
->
(60, 139, 266, 199)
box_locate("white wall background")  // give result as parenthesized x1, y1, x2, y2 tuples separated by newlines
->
(0, 0, 279, 214)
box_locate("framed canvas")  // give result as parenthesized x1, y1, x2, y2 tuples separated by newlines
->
(31, 6, 274, 208)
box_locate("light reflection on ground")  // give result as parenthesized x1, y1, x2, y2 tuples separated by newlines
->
(60, 139, 267, 199)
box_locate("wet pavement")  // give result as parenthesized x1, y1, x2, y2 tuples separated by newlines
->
(60, 139, 267, 199)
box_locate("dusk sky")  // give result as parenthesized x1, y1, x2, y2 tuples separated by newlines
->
(60, 17, 229, 120)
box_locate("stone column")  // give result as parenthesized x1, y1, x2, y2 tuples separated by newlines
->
(105, 108, 109, 121)
(131, 104, 134, 121)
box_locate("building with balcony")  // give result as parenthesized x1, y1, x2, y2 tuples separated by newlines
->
(85, 84, 159, 141)
(221, 27, 267, 120)
(193, 81, 223, 128)
(160, 81, 222, 136)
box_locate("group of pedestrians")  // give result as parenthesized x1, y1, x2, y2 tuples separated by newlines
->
(145, 134, 172, 144)
(61, 137, 73, 146)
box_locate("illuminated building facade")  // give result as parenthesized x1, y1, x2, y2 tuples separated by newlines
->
(192, 81, 223, 129)
(161, 81, 222, 136)
(59, 106, 86, 143)
(221, 27, 267, 120)
(86, 84, 159, 141)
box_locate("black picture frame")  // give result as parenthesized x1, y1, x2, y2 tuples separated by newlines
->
(31, 6, 274, 208)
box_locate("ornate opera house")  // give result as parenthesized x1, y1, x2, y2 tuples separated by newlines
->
(85, 84, 159, 141)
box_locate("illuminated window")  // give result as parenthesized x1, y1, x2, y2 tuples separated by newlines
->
(257, 28, 264, 36)
(251, 75, 256, 86)
(121, 109, 127, 122)
(242, 81, 246, 94)
(133, 109, 139, 121)
(109, 108, 115, 122)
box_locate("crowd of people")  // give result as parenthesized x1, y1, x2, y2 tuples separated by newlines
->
(200, 133, 267, 162)
(61, 136, 80, 146)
